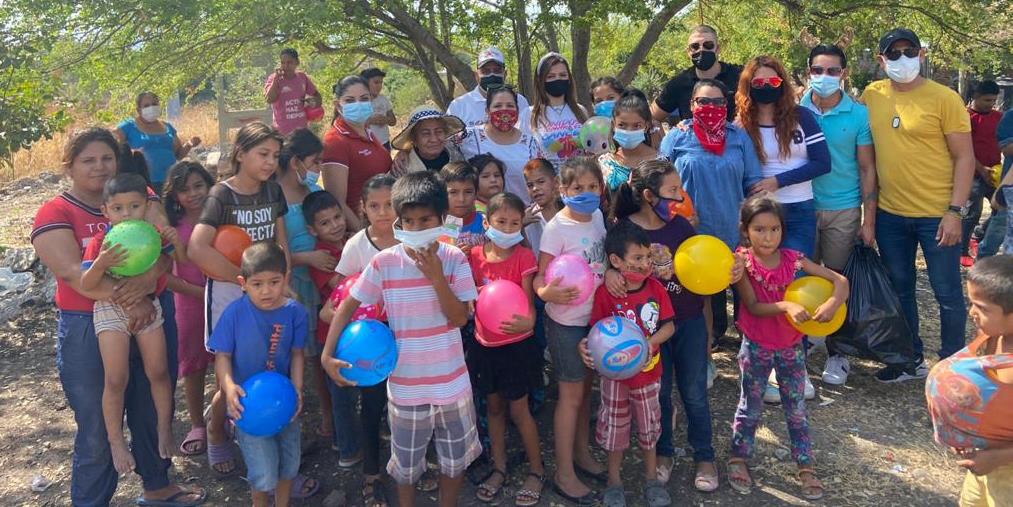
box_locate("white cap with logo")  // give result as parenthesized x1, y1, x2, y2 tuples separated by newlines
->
(477, 47, 505, 68)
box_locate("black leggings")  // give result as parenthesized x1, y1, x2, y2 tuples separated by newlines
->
(360, 381, 388, 476)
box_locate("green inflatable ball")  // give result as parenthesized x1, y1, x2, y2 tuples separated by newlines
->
(103, 219, 162, 277)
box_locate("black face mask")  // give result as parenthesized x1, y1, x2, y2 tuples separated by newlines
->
(545, 79, 570, 98)
(479, 74, 504, 91)
(691, 50, 717, 71)
(749, 85, 783, 104)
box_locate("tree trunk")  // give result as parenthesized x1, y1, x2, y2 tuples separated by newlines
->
(381, 2, 477, 90)
(616, 0, 691, 86)
(511, 0, 534, 100)
(438, 0, 456, 99)
(538, 0, 561, 53)
(567, 0, 594, 110)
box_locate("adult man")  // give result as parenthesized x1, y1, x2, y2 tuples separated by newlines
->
(799, 44, 877, 386)
(961, 80, 1002, 266)
(447, 47, 531, 132)
(651, 25, 742, 122)
(264, 48, 322, 135)
(862, 28, 975, 382)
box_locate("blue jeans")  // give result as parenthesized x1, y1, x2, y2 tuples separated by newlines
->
(325, 379, 361, 458)
(978, 211, 1008, 259)
(58, 307, 178, 506)
(236, 419, 301, 492)
(875, 210, 967, 361)
(782, 199, 817, 258)
(961, 177, 991, 255)
(657, 315, 714, 462)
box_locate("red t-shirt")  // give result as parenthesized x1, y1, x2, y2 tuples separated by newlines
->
(309, 242, 344, 298)
(322, 118, 392, 211)
(467, 244, 538, 344)
(590, 278, 675, 388)
(82, 228, 171, 295)
(969, 108, 1002, 168)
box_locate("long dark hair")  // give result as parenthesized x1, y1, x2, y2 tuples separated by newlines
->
(612, 88, 653, 148)
(62, 127, 119, 169)
(530, 53, 588, 130)
(739, 194, 786, 248)
(610, 159, 676, 221)
(331, 75, 371, 123)
(163, 161, 214, 226)
(278, 128, 323, 174)
(228, 121, 283, 176)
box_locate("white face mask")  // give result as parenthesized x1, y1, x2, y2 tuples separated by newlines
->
(885, 55, 921, 84)
(484, 226, 524, 249)
(140, 105, 160, 122)
(392, 219, 445, 251)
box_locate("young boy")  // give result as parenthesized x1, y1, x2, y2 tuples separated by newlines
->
(304, 190, 348, 341)
(580, 221, 675, 507)
(926, 255, 1013, 506)
(209, 242, 307, 507)
(361, 67, 397, 151)
(521, 158, 560, 255)
(440, 161, 487, 251)
(322, 171, 481, 507)
(79, 172, 179, 474)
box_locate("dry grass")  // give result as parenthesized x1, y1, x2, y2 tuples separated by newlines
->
(3, 104, 222, 184)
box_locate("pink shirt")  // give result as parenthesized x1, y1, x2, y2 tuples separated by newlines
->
(173, 217, 205, 287)
(265, 71, 318, 135)
(736, 247, 804, 350)
(350, 243, 478, 405)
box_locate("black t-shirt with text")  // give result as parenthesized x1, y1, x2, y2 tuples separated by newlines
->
(199, 180, 288, 242)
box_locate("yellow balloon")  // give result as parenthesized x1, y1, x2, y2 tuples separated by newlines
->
(673, 235, 734, 295)
(783, 276, 846, 336)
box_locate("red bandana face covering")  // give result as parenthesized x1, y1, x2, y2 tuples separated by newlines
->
(692, 104, 727, 156)
(489, 109, 518, 132)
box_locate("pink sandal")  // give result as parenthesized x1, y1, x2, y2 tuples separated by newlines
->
(179, 427, 207, 456)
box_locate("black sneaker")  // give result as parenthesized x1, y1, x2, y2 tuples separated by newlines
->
(875, 364, 922, 383)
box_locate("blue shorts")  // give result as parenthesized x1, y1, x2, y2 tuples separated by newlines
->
(235, 419, 301, 492)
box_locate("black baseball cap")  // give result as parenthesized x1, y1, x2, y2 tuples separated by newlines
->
(878, 28, 921, 54)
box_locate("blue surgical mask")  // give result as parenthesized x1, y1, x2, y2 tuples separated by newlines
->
(303, 170, 322, 192)
(485, 226, 524, 248)
(392, 219, 445, 251)
(612, 128, 645, 150)
(809, 74, 842, 98)
(562, 192, 601, 215)
(594, 100, 615, 118)
(342, 101, 374, 124)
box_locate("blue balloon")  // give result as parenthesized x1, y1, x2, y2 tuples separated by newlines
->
(335, 319, 398, 386)
(235, 371, 298, 437)
(587, 316, 649, 380)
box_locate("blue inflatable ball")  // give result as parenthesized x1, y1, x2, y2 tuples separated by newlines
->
(334, 319, 398, 386)
(235, 371, 298, 437)
(587, 316, 649, 380)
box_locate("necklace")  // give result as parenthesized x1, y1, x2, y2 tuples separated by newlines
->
(548, 103, 567, 116)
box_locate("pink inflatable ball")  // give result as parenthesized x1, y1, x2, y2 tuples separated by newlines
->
(475, 280, 532, 347)
(544, 253, 595, 306)
(331, 273, 386, 322)
(587, 316, 649, 380)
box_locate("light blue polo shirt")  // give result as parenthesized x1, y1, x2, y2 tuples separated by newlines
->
(800, 90, 873, 211)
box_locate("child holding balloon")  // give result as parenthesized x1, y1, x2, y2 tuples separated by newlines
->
(727, 195, 847, 500)
(79, 172, 182, 474)
(466, 192, 546, 505)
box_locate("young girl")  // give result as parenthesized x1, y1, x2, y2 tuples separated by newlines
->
(163, 161, 215, 457)
(469, 154, 505, 214)
(467, 192, 545, 506)
(590, 76, 624, 118)
(534, 156, 606, 504)
(530, 53, 588, 169)
(599, 89, 662, 195)
(727, 195, 847, 501)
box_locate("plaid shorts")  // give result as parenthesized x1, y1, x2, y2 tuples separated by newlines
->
(93, 298, 164, 337)
(595, 378, 662, 452)
(386, 397, 482, 485)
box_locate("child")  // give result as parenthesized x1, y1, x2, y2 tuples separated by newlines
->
(440, 161, 487, 251)
(926, 255, 1013, 505)
(362, 67, 396, 151)
(534, 156, 607, 504)
(322, 171, 481, 507)
(468, 154, 505, 214)
(599, 89, 661, 194)
(992, 168, 1013, 255)
(79, 173, 180, 473)
(580, 221, 675, 507)
(209, 242, 307, 507)
(727, 195, 847, 501)
(521, 157, 560, 259)
(590, 76, 624, 118)
(163, 161, 216, 456)
(466, 192, 545, 505)
(305, 190, 348, 325)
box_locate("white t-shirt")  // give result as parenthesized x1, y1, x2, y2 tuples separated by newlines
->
(539, 209, 606, 327)
(368, 95, 393, 145)
(458, 126, 540, 204)
(532, 104, 585, 169)
(447, 87, 532, 133)
(336, 227, 382, 276)
(759, 126, 814, 204)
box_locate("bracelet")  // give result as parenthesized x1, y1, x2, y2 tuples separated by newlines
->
(944, 210, 961, 218)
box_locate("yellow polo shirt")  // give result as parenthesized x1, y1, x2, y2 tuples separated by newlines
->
(861, 79, 970, 217)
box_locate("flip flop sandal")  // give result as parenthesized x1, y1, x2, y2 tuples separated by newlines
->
(798, 469, 824, 500)
(363, 479, 389, 507)
(602, 485, 627, 507)
(135, 487, 207, 506)
(206, 441, 238, 477)
(476, 469, 507, 503)
(644, 480, 671, 507)
(726, 459, 752, 494)
(178, 427, 207, 456)
(549, 481, 597, 507)
(515, 472, 545, 507)
(417, 468, 439, 493)
(574, 463, 607, 485)
(289, 474, 321, 499)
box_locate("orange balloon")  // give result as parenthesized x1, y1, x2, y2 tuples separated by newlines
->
(783, 276, 846, 336)
(213, 225, 252, 267)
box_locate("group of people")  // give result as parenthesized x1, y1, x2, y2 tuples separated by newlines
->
(30, 22, 1013, 507)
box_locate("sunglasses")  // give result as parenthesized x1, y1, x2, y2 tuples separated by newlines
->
(883, 47, 920, 61)
(750, 76, 783, 89)
(692, 97, 727, 106)
(809, 65, 843, 77)
(688, 41, 716, 52)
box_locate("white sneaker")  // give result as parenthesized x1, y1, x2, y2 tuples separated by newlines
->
(706, 359, 717, 390)
(804, 376, 816, 400)
(914, 359, 929, 378)
(763, 370, 780, 403)
(821, 355, 850, 386)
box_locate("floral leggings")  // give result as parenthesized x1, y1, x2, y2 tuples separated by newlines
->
(730, 337, 813, 465)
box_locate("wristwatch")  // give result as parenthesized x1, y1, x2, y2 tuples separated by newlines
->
(946, 204, 968, 218)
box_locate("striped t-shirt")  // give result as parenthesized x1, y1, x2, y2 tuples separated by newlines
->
(351, 243, 478, 406)
(757, 105, 830, 204)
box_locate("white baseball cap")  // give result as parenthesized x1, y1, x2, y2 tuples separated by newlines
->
(477, 47, 505, 68)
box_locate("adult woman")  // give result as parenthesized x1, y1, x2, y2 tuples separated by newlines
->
(321, 76, 392, 231)
(530, 53, 588, 168)
(599, 89, 663, 195)
(457, 85, 541, 201)
(32, 127, 205, 506)
(390, 106, 465, 177)
(115, 91, 201, 192)
(736, 55, 830, 257)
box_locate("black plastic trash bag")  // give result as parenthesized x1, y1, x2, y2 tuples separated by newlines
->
(827, 245, 915, 367)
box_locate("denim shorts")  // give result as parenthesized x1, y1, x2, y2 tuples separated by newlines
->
(235, 419, 301, 492)
(546, 317, 591, 383)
